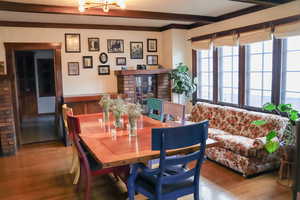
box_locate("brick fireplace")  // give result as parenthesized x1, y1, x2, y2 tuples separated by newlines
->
(0, 76, 17, 156)
(115, 69, 171, 107)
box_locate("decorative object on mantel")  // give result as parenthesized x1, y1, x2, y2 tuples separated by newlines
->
(88, 38, 99, 51)
(107, 39, 124, 53)
(147, 39, 157, 52)
(68, 62, 80, 76)
(121, 66, 127, 70)
(110, 98, 126, 128)
(99, 52, 108, 64)
(98, 65, 110, 75)
(130, 41, 143, 59)
(126, 103, 142, 136)
(116, 57, 126, 66)
(0, 61, 5, 75)
(147, 55, 158, 65)
(99, 95, 112, 121)
(170, 63, 196, 105)
(251, 103, 299, 187)
(65, 33, 81, 53)
(83, 56, 93, 68)
(137, 64, 146, 70)
(78, 0, 126, 13)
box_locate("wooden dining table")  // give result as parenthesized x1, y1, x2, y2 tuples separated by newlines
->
(78, 113, 219, 169)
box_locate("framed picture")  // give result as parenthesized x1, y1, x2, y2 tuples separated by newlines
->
(0, 61, 5, 75)
(99, 52, 108, 64)
(147, 55, 158, 65)
(65, 33, 81, 53)
(83, 56, 93, 68)
(68, 62, 80, 76)
(130, 42, 143, 59)
(98, 65, 110, 75)
(88, 38, 100, 51)
(107, 39, 124, 53)
(116, 57, 126, 66)
(147, 39, 157, 52)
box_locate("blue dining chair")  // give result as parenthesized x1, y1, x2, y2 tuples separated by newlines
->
(127, 120, 209, 200)
(146, 98, 164, 121)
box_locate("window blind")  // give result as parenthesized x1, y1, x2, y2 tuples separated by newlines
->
(239, 28, 272, 45)
(191, 39, 212, 50)
(274, 21, 300, 38)
(213, 34, 238, 47)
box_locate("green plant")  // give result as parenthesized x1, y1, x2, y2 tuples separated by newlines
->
(251, 103, 299, 153)
(170, 63, 196, 97)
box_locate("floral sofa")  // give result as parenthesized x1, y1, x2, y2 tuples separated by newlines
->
(190, 102, 288, 177)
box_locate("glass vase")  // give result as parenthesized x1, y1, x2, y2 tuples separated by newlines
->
(114, 114, 122, 128)
(129, 117, 137, 136)
(103, 110, 109, 122)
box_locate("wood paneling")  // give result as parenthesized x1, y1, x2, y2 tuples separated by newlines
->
(63, 93, 128, 115)
(0, 1, 217, 23)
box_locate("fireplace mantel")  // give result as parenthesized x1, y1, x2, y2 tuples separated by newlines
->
(114, 69, 171, 76)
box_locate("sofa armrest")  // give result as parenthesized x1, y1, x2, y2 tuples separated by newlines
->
(253, 137, 267, 150)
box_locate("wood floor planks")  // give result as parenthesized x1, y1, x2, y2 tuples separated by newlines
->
(0, 142, 291, 200)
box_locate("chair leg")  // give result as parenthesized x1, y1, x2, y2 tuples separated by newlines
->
(73, 162, 80, 184)
(84, 174, 92, 200)
(70, 145, 77, 174)
(194, 184, 200, 200)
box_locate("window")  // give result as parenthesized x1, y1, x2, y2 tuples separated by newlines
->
(281, 35, 300, 111)
(245, 40, 273, 107)
(218, 46, 239, 104)
(197, 48, 213, 100)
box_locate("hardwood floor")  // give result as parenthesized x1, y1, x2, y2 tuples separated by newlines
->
(0, 142, 291, 200)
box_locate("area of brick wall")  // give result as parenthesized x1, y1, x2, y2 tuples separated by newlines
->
(0, 77, 17, 156)
(117, 73, 171, 103)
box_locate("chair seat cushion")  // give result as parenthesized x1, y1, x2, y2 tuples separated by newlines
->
(136, 171, 194, 195)
(209, 128, 257, 157)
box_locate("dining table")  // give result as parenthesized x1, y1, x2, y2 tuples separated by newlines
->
(77, 113, 219, 169)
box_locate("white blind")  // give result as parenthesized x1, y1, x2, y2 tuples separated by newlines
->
(239, 28, 272, 45)
(274, 21, 300, 38)
(213, 34, 238, 47)
(191, 39, 212, 50)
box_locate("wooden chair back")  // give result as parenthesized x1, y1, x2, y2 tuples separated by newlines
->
(163, 101, 185, 122)
(62, 104, 73, 129)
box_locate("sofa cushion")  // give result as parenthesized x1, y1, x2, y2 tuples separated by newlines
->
(209, 129, 256, 157)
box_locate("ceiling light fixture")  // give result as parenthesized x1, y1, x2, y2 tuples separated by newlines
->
(78, 0, 126, 13)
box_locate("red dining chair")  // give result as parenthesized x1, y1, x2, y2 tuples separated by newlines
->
(67, 114, 129, 200)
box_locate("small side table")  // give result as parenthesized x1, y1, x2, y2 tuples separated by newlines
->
(278, 158, 295, 187)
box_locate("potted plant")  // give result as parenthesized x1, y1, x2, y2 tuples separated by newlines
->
(99, 95, 113, 121)
(170, 63, 196, 105)
(110, 97, 126, 128)
(251, 103, 299, 159)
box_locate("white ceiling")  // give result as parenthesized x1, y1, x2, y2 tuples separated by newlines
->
(4, 0, 254, 16)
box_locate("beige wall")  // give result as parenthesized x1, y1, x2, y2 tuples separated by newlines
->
(0, 27, 162, 96)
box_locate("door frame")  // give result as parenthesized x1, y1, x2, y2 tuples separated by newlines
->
(4, 43, 63, 147)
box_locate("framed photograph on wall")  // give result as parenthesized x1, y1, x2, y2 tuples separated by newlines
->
(98, 65, 110, 75)
(88, 38, 100, 52)
(99, 52, 108, 64)
(130, 42, 143, 59)
(0, 61, 5, 75)
(107, 39, 124, 53)
(147, 55, 158, 65)
(116, 57, 126, 66)
(68, 62, 80, 76)
(147, 39, 157, 52)
(83, 56, 93, 68)
(65, 33, 81, 53)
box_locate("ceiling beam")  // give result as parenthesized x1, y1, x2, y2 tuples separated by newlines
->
(217, 5, 269, 20)
(229, 0, 293, 6)
(0, 21, 161, 32)
(0, 1, 217, 24)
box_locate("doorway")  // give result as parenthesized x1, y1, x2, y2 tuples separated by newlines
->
(4, 43, 63, 147)
(15, 50, 57, 144)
